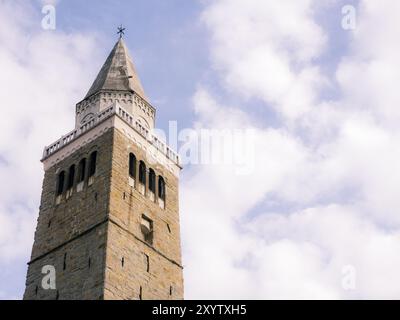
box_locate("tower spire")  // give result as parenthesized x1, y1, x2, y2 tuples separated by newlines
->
(84, 36, 147, 100)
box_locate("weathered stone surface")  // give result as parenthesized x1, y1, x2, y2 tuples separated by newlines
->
(104, 128, 183, 299)
(85, 39, 147, 101)
(24, 127, 183, 300)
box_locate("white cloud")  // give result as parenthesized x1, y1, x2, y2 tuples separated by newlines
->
(336, 0, 400, 122)
(2, 0, 400, 300)
(201, 0, 328, 119)
(247, 205, 400, 299)
(181, 0, 400, 299)
(0, 0, 100, 297)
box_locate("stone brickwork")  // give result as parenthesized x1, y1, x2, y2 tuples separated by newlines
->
(24, 127, 183, 300)
(24, 223, 107, 300)
(104, 128, 183, 299)
(24, 129, 114, 300)
(30, 129, 113, 260)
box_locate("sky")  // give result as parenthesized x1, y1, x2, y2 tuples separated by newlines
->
(1, 0, 400, 299)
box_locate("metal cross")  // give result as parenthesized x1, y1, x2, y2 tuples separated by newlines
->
(117, 25, 126, 39)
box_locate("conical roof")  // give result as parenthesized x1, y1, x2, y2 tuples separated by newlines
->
(85, 38, 147, 99)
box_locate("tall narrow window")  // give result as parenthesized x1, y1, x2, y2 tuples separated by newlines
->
(158, 176, 165, 209)
(78, 158, 86, 183)
(56, 171, 65, 196)
(66, 165, 75, 198)
(88, 151, 97, 186)
(89, 151, 97, 177)
(129, 153, 136, 188)
(139, 161, 146, 184)
(148, 168, 156, 201)
(67, 165, 75, 190)
(138, 161, 146, 195)
(158, 176, 165, 200)
(77, 158, 86, 192)
(129, 153, 137, 178)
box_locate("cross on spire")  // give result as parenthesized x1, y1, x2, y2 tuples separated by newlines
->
(117, 25, 125, 39)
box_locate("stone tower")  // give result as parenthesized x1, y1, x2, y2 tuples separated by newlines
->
(23, 38, 183, 300)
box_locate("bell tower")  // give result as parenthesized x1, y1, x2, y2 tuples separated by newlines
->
(23, 36, 184, 300)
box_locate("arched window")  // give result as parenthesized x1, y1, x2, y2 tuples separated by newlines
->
(56, 171, 65, 196)
(158, 176, 165, 200)
(89, 151, 97, 177)
(129, 153, 136, 178)
(149, 169, 156, 194)
(139, 161, 146, 185)
(78, 158, 86, 183)
(67, 165, 75, 190)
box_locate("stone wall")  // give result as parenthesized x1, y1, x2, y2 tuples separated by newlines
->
(24, 129, 114, 300)
(24, 125, 183, 300)
(23, 223, 107, 300)
(30, 129, 114, 260)
(104, 128, 183, 299)
(104, 221, 183, 300)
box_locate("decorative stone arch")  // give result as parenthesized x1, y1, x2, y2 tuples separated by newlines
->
(81, 113, 95, 124)
(137, 116, 150, 129)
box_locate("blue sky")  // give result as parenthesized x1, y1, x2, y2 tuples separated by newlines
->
(2, 0, 400, 299)
(43, 0, 209, 132)
(0, 0, 210, 299)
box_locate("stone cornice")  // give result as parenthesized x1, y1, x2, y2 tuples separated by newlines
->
(42, 102, 181, 172)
